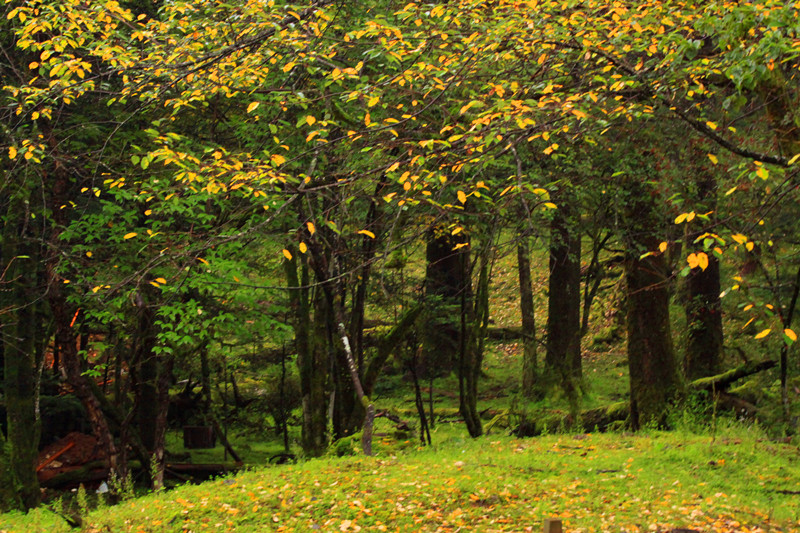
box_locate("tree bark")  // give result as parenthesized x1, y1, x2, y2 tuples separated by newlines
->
(0, 203, 41, 510)
(284, 249, 328, 456)
(423, 230, 467, 376)
(458, 236, 485, 438)
(545, 200, 582, 392)
(684, 164, 723, 380)
(132, 287, 159, 453)
(685, 255, 723, 379)
(622, 178, 684, 429)
(517, 236, 537, 397)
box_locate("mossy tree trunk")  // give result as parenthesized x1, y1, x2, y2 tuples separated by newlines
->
(285, 247, 328, 457)
(684, 163, 723, 380)
(0, 195, 41, 511)
(423, 230, 468, 377)
(131, 286, 159, 454)
(622, 178, 683, 429)
(458, 235, 485, 438)
(517, 235, 537, 397)
(545, 198, 582, 395)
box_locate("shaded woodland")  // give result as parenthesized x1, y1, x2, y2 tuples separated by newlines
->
(1, 0, 799, 513)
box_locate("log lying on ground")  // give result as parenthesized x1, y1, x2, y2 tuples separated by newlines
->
(690, 359, 776, 393)
(514, 359, 777, 436)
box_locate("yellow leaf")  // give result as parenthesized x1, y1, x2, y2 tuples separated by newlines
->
(387, 162, 400, 173)
(706, 121, 717, 130)
(756, 167, 769, 180)
(86, 251, 93, 258)
(271, 154, 286, 165)
(282, 249, 293, 260)
(658, 242, 668, 253)
(306, 222, 316, 235)
(543, 143, 559, 155)
(123, 232, 137, 240)
(367, 96, 380, 108)
(543, 202, 557, 209)
(305, 115, 316, 126)
(364, 113, 371, 126)
(788, 153, 800, 166)
(675, 213, 687, 224)
(358, 229, 375, 239)
(754, 328, 771, 339)
(707, 153, 718, 165)
(725, 186, 737, 196)
(731, 234, 747, 245)
(197, 257, 209, 265)
(154, 277, 167, 285)
(8, 146, 17, 159)
(247, 102, 260, 113)
(785, 328, 797, 341)
(746, 242, 754, 252)
(452, 242, 469, 251)
(299, 242, 307, 253)
(687, 253, 699, 269)
(696, 252, 709, 271)
(457, 190, 467, 204)
(282, 61, 295, 73)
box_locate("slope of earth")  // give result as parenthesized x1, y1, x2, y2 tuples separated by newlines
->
(3, 427, 798, 532)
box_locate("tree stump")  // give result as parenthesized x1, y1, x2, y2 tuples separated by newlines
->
(544, 518, 563, 533)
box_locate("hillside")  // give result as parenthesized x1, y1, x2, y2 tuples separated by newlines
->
(3, 426, 799, 533)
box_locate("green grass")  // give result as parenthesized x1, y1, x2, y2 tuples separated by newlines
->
(4, 423, 799, 533)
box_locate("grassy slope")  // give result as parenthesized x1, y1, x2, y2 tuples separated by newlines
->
(3, 425, 799, 532)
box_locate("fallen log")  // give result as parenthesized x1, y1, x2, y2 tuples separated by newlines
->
(690, 359, 776, 393)
(514, 359, 777, 436)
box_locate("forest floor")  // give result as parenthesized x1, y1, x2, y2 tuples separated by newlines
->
(3, 423, 800, 532)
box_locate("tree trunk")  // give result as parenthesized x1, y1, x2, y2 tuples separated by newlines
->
(132, 288, 159, 453)
(0, 206, 41, 510)
(458, 237, 484, 438)
(151, 354, 174, 490)
(49, 295, 121, 480)
(685, 255, 723, 379)
(423, 230, 467, 376)
(517, 236, 537, 397)
(545, 201, 582, 393)
(285, 249, 328, 456)
(622, 178, 683, 429)
(684, 166, 723, 380)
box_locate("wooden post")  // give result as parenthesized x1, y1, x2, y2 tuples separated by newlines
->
(544, 518, 563, 533)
